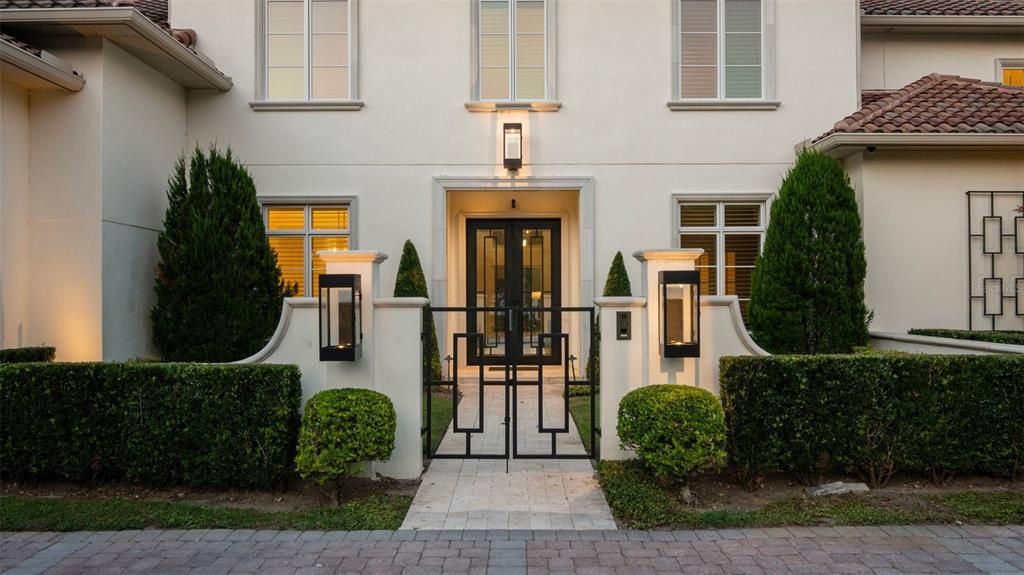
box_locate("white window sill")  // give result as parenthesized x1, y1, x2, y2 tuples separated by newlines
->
(465, 101, 562, 113)
(667, 100, 780, 111)
(250, 100, 365, 112)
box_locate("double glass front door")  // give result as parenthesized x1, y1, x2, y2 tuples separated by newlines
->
(466, 219, 561, 365)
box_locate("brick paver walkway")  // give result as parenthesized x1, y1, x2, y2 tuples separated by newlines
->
(2, 526, 1022, 574)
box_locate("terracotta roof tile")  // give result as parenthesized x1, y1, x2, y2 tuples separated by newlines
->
(0, 0, 196, 49)
(819, 74, 1024, 141)
(861, 0, 1024, 16)
(1, 30, 41, 56)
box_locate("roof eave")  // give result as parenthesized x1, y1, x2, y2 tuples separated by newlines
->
(0, 7, 231, 91)
(861, 14, 1024, 33)
(0, 39, 84, 91)
(805, 133, 1024, 158)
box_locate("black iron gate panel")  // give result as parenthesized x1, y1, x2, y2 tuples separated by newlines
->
(422, 306, 599, 461)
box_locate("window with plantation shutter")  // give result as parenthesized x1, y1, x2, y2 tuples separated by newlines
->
(678, 200, 765, 317)
(263, 0, 355, 102)
(264, 204, 353, 296)
(476, 0, 553, 103)
(677, 0, 766, 101)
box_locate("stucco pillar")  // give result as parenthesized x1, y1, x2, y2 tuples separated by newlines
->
(318, 250, 388, 392)
(372, 297, 428, 480)
(633, 249, 704, 387)
(594, 296, 646, 460)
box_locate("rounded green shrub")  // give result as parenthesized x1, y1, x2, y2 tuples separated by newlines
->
(617, 384, 727, 483)
(296, 388, 396, 501)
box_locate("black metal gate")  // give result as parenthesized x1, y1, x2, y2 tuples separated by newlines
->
(422, 306, 599, 461)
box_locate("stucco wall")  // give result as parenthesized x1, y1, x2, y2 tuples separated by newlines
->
(100, 41, 186, 361)
(855, 150, 1024, 334)
(27, 39, 105, 361)
(173, 0, 859, 298)
(0, 81, 31, 349)
(861, 33, 1024, 90)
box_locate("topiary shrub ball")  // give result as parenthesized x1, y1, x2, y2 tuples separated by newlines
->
(295, 388, 396, 502)
(617, 384, 727, 483)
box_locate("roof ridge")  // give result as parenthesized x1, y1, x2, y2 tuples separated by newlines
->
(836, 74, 944, 132)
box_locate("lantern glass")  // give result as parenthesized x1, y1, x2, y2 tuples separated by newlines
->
(659, 270, 700, 358)
(503, 123, 522, 170)
(319, 274, 362, 361)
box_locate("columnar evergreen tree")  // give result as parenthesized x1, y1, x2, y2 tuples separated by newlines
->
(394, 240, 442, 381)
(151, 146, 291, 361)
(748, 150, 870, 354)
(585, 251, 633, 388)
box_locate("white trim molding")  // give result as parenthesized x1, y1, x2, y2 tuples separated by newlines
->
(253, 0, 361, 110)
(861, 14, 1024, 34)
(0, 38, 84, 92)
(0, 7, 230, 90)
(667, 100, 780, 111)
(469, 0, 559, 111)
(808, 133, 1024, 157)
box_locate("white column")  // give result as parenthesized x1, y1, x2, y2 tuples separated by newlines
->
(372, 297, 428, 479)
(317, 250, 388, 391)
(633, 249, 704, 387)
(594, 296, 646, 460)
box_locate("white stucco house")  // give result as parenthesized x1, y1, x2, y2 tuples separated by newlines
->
(1, 0, 1022, 362)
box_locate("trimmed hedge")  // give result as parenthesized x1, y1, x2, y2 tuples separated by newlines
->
(720, 355, 1024, 488)
(296, 388, 396, 483)
(0, 362, 302, 488)
(0, 347, 56, 364)
(618, 385, 727, 483)
(908, 329, 1024, 346)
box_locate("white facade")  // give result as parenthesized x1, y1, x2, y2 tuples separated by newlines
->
(1, 0, 1022, 361)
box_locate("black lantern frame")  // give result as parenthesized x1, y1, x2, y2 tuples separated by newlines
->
(659, 270, 700, 358)
(319, 274, 362, 361)
(503, 123, 522, 171)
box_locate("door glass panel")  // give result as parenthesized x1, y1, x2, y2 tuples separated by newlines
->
(520, 227, 553, 358)
(475, 227, 506, 358)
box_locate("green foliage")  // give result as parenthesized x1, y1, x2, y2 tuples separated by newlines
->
(0, 494, 412, 531)
(0, 347, 55, 363)
(151, 146, 292, 362)
(295, 389, 396, 495)
(617, 385, 727, 483)
(909, 329, 1024, 346)
(748, 150, 870, 354)
(394, 240, 442, 381)
(720, 354, 1024, 488)
(602, 251, 633, 297)
(0, 362, 301, 488)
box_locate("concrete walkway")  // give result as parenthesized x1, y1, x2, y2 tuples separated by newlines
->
(3, 526, 1023, 574)
(403, 380, 615, 531)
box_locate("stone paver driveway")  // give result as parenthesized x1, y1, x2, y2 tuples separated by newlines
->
(3, 526, 1023, 574)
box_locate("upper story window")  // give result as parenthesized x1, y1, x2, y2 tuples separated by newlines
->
(998, 59, 1024, 87)
(676, 0, 770, 102)
(471, 0, 557, 108)
(259, 0, 360, 106)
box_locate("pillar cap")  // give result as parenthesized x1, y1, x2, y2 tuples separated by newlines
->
(594, 296, 647, 308)
(632, 249, 704, 262)
(317, 250, 389, 263)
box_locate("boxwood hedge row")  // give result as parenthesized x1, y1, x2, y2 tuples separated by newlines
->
(0, 362, 302, 488)
(720, 354, 1024, 488)
(908, 329, 1024, 346)
(0, 346, 56, 363)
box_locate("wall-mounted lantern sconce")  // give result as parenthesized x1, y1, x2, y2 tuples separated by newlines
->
(659, 270, 700, 358)
(503, 123, 522, 171)
(319, 274, 362, 361)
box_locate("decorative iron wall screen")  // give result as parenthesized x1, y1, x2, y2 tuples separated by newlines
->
(967, 191, 1024, 330)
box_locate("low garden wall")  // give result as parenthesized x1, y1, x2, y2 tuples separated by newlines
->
(0, 363, 302, 489)
(720, 354, 1024, 487)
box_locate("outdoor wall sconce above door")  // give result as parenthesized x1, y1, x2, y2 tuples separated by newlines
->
(659, 270, 700, 358)
(503, 123, 522, 171)
(319, 274, 362, 361)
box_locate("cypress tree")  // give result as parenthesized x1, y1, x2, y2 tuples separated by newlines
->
(151, 146, 291, 361)
(748, 149, 870, 354)
(394, 240, 442, 381)
(602, 251, 633, 297)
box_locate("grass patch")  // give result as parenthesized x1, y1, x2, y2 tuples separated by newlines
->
(597, 460, 1024, 529)
(423, 389, 454, 455)
(568, 394, 598, 454)
(0, 494, 412, 531)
